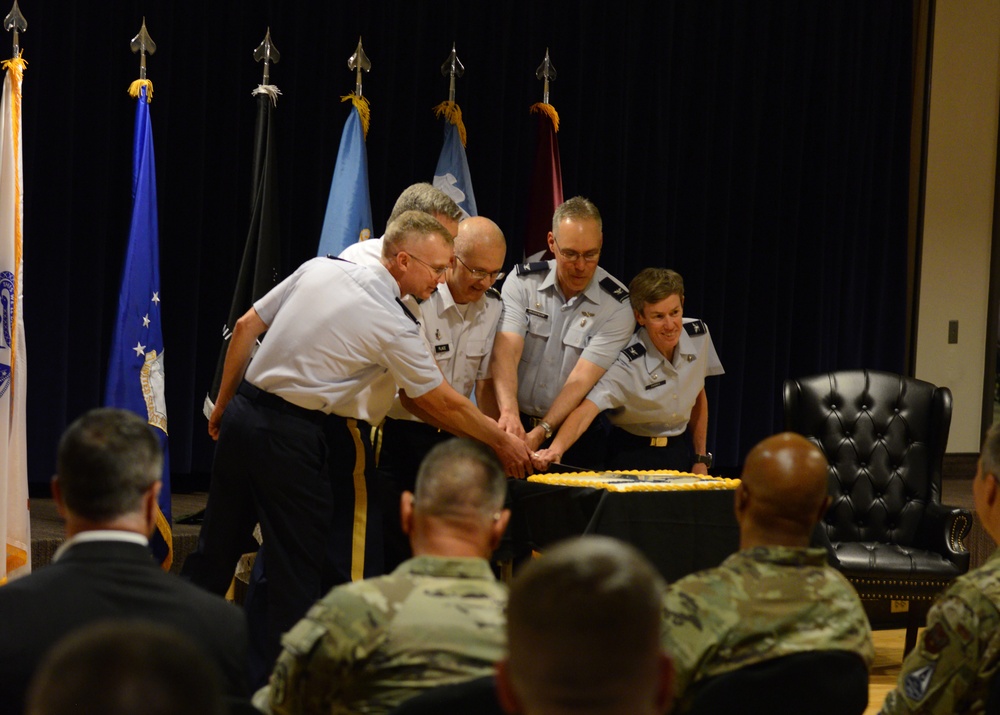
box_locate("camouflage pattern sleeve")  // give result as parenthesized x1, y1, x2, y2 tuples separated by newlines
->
(269, 586, 393, 715)
(879, 587, 1000, 714)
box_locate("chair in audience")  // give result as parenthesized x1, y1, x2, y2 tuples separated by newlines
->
(685, 650, 869, 715)
(387, 675, 504, 715)
(783, 369, 972, 654)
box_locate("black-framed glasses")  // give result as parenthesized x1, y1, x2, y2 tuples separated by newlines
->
(456, 255, 505, 282)
(404, 251, 451, 277)
(552, 234, 601, 263)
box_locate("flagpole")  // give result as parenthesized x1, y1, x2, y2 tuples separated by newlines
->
(524, 49, 564, 261)
(0, 0, 29, 583)
(432, 43, 477, 218)
(316, 39, 374, 257)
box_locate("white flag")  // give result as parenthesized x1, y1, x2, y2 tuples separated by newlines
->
(0, 55, 29, 583)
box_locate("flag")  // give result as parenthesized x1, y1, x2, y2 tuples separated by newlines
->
(104, 80, 172, 569)
(432, 101, 477, 218)
(524, 102, 564, 261)
(204, 85, 283, 416)
(317, 94, 373, 257)
(0, 54, 29, 583)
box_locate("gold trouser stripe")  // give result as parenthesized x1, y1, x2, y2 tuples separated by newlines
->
(373, 421, 384, 467)
(154, 505, 174, 572)
(347, 418, 368, 581)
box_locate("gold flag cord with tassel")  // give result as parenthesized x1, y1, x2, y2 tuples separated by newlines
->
(341, 93, 371, 138)
(128, 78, 154, 102)
(529, 102, 560, 133)
(432, 100, 467, 147)
(1, 52, 25, 84)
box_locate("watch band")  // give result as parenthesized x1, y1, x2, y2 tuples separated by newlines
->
(694, 452, 713, 468)
(538, 420, 554, 439)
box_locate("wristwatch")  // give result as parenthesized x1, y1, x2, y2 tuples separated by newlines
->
(538, 420, 554, 439)
(694, 452, 713, 468)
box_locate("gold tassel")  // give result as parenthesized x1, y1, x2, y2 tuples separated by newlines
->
(432, 100, 468, 147)
(341, 93, 371, 139)
(128, 79, 154, 103)
(1, 52, 26, 82)
(529, 102, 560, 133)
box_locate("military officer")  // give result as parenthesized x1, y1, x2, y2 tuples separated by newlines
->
(377, 215, 507, 570)
(659, 433, 873, 713)
(532, 268, 723, 473)
(260, 439, 510, 715)
(184, 211, 531, 680)
(492, 196, 634, 468)
(879, 422, 1000, 714)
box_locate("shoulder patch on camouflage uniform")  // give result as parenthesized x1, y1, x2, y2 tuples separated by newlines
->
(486, 287, 501, 300)
(515, 261, 549, 276)
(621, 343, 647, 361)
(903, 663, 936, 702)
(599, 277, 629, 303)
(684, 320, 707, 336)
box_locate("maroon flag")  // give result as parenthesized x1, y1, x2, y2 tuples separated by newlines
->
(523, 102, 563, 260)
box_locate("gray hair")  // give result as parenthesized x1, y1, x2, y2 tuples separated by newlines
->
(552, 196, 602, 234)
(55, 408, 162, 521)
(382, 210, 454, 259)
(414, 438, 507, 520)
(387, 183, 462, 225)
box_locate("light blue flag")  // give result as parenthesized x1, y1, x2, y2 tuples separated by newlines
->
(104, 83, 173, 568)
(317, 105, 373, 256)
(433, 119, 477, 218)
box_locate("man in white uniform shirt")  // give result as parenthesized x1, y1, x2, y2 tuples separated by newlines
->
(377, 215, 507, 570)
(184, 211, 531, 680)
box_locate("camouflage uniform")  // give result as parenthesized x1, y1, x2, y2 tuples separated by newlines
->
(263, 555, 506, 715)
(661, 546, 874, 712)
(880, 549, 1000, 714)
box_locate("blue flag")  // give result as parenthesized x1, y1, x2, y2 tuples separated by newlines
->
(317, 101, 373, 257)
(433, 119, 477, 218)
(104, 82, 172, 569)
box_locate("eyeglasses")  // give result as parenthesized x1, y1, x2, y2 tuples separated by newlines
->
(403, 252, 451, 278)
(552, 234, 601, 263)
(456, 255, 505, 282)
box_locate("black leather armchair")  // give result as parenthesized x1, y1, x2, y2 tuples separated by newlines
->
(783, 369, 972, 654)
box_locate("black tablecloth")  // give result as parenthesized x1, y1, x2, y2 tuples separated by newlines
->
(505, 479, 740, 583)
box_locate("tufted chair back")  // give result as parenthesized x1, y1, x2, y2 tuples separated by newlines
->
(783, 369, 949, 548)
(783, 369, 971, 655)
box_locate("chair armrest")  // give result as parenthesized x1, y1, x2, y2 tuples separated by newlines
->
(810, 522, 841, 569)
(914, 501, 972, 572)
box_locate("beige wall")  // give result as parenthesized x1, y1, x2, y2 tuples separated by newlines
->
(916, 0, 1000, 452)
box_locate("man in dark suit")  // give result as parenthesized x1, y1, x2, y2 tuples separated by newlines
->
(0, 408, 249, 715)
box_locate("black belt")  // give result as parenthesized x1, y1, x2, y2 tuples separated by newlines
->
(237, 381, 327, 426)
(610, 426, 687, 450)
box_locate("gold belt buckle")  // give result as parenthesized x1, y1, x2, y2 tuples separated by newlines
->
(650, 436, 669, 447)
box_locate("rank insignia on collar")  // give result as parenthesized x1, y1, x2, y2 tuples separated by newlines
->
(684, 320, 706, 335)
(621, 343, 646, 361)
(599, 277, 629, 303)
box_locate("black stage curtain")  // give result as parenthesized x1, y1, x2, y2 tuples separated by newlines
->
(23, 1, 912, 484)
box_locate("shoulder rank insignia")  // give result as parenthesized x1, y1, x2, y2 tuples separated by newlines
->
(621, 343, 646, 361)
(326, 254, 349, 262)
(515, 261, 549, 276)
(599, 277, 629, 303)
(395, 297, 419, 325)
(486, 287, 501, 300)
(684, 320, 707, 336)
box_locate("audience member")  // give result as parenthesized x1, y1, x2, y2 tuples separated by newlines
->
(0, 408, 248, 715)
(660, 432, 873, 712)
(258, 438, 510, 715)
(24, 620, 226, 715)
(495, 535, 673, 715)
(880, 421, 1000, 713)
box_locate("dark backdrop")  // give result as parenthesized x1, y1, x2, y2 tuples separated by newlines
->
(22, 1, 913, 485)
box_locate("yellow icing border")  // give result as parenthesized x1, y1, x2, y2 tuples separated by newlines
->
(528, 470, 740, 492)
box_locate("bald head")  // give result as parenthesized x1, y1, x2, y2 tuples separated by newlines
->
(499, 536, 672, 715)
(737, 432, 830, 545)
(448, 216, 507, 304)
